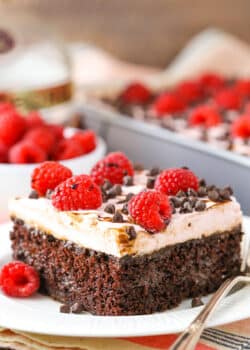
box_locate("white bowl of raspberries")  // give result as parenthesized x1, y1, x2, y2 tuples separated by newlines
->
(0, 103, 106, 219)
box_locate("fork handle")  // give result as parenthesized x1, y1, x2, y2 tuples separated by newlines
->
(169, 275, 250, 350)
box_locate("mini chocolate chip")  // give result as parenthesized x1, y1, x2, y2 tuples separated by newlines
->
(121, 203, 128, 215)
(219, 189, 231, 200)
(112, 211, 124, 223)
(191, 297, 204, 308)
(101, 190, 108, 202)
(126, 226, 137, 240)
(71, 183, 78, 190)
(60, 304, 71, 313)
(187, 188, 197, 197)
(123, 176, 133, 186)
(197, 186, 207, 197)
(146, 177, 155, 189)
(104, 204, 115, 214)
(126, 193, 134, 201)
(28, 190, 39, 199)
(134, 163, 144, 171)
(176, 190, 186, 197)
(148, 167, 160, 176)
(199, 178, 206, 187)
(117, 192, 134, 204)
(182, 201, 193, 213)
(195, 200, 206, 211)
(71, 302, 84, 314)
(181, 166, 189, 170)
(207, 185, 216, 191)
(45, 189, 53, 199)
(189, 197, 197, 208)
(224, 186, 233, 195)
(102, 180, 112, 191)
(113, 184, 122, 195)
(170, 197, 182, 208)
(208, 189, 220, 202)
(107, 184, 122, 198)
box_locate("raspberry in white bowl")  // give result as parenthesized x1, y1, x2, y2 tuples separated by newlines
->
(0, 103, 106, 219)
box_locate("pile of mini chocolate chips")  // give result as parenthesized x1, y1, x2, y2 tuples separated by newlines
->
(170, 179, 233, 214)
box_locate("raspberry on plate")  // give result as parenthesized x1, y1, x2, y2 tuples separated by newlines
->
(189, 105, 222, 128)
(231, 115, 250, 139)
(0, 108, 26, 146)
(53, 138, 85, 161)
(70, 130, 96, 154)
(155, 168, 199, 195)
(31, 161, 73, 196)
(91, 151, 134, 185)
(51, 174, 102, 211)
(152, 92, 186, 116)
(9, 141, 47, 164)
(120, 82, 152, 104)
(128, 190, 172, 232)
(215, 88, 241, 110)
(0, 261, 40, 297)
(24, 127, 56, 154)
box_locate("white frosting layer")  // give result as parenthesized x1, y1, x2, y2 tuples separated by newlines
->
(9, 193, 242, 258)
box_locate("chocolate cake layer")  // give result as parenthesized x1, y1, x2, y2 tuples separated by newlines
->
(10, 218, 243, 316)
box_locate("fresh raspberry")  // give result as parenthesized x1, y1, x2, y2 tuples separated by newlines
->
(25, 111, 45, 130)
(215, 88, 241, 110)
(31, 161, 73, 196)
(244, 102, 250, 115)
(53, 138, 84, 161)
(154, 168, 199, 196)
(0, 102, 15, 113)
(0, 142, 8, 163)
(152, 92, 186, 116)
(128, 190, 172, 232)
(9, 141, 47, 164)
(189, 105, 222, 128)
(231, 115, 250, 139)
(51, 174, 102, 211)
(198, 72, 225, 92)
(71, 130, 96, 154)
(0, 261, 40, 297)
(120, 82, 152, 104)
(175, 80, 203, 103)
(235, 79, 250, 97)
(47, 124, 64, 141)
(0, 108, 26, 146)
(24, 127, 55, 154)
(91, 152, 134, 185)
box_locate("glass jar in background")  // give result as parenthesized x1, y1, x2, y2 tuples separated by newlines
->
(0, 11, 72, 114)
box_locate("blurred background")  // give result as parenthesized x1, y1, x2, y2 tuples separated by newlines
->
(0, 0, 249, 67)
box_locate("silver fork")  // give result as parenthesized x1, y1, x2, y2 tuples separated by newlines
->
(169, 233, 250, 350)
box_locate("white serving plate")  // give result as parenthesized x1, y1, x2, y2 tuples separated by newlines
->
(0, 218, 249, 338)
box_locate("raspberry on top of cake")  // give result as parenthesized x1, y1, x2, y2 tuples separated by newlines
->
(9, 152, 242, 257)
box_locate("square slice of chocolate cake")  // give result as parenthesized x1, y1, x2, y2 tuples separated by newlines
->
(9, 166, 243, 315)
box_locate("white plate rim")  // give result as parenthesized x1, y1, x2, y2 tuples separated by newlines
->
(0, 218, 249, 338)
